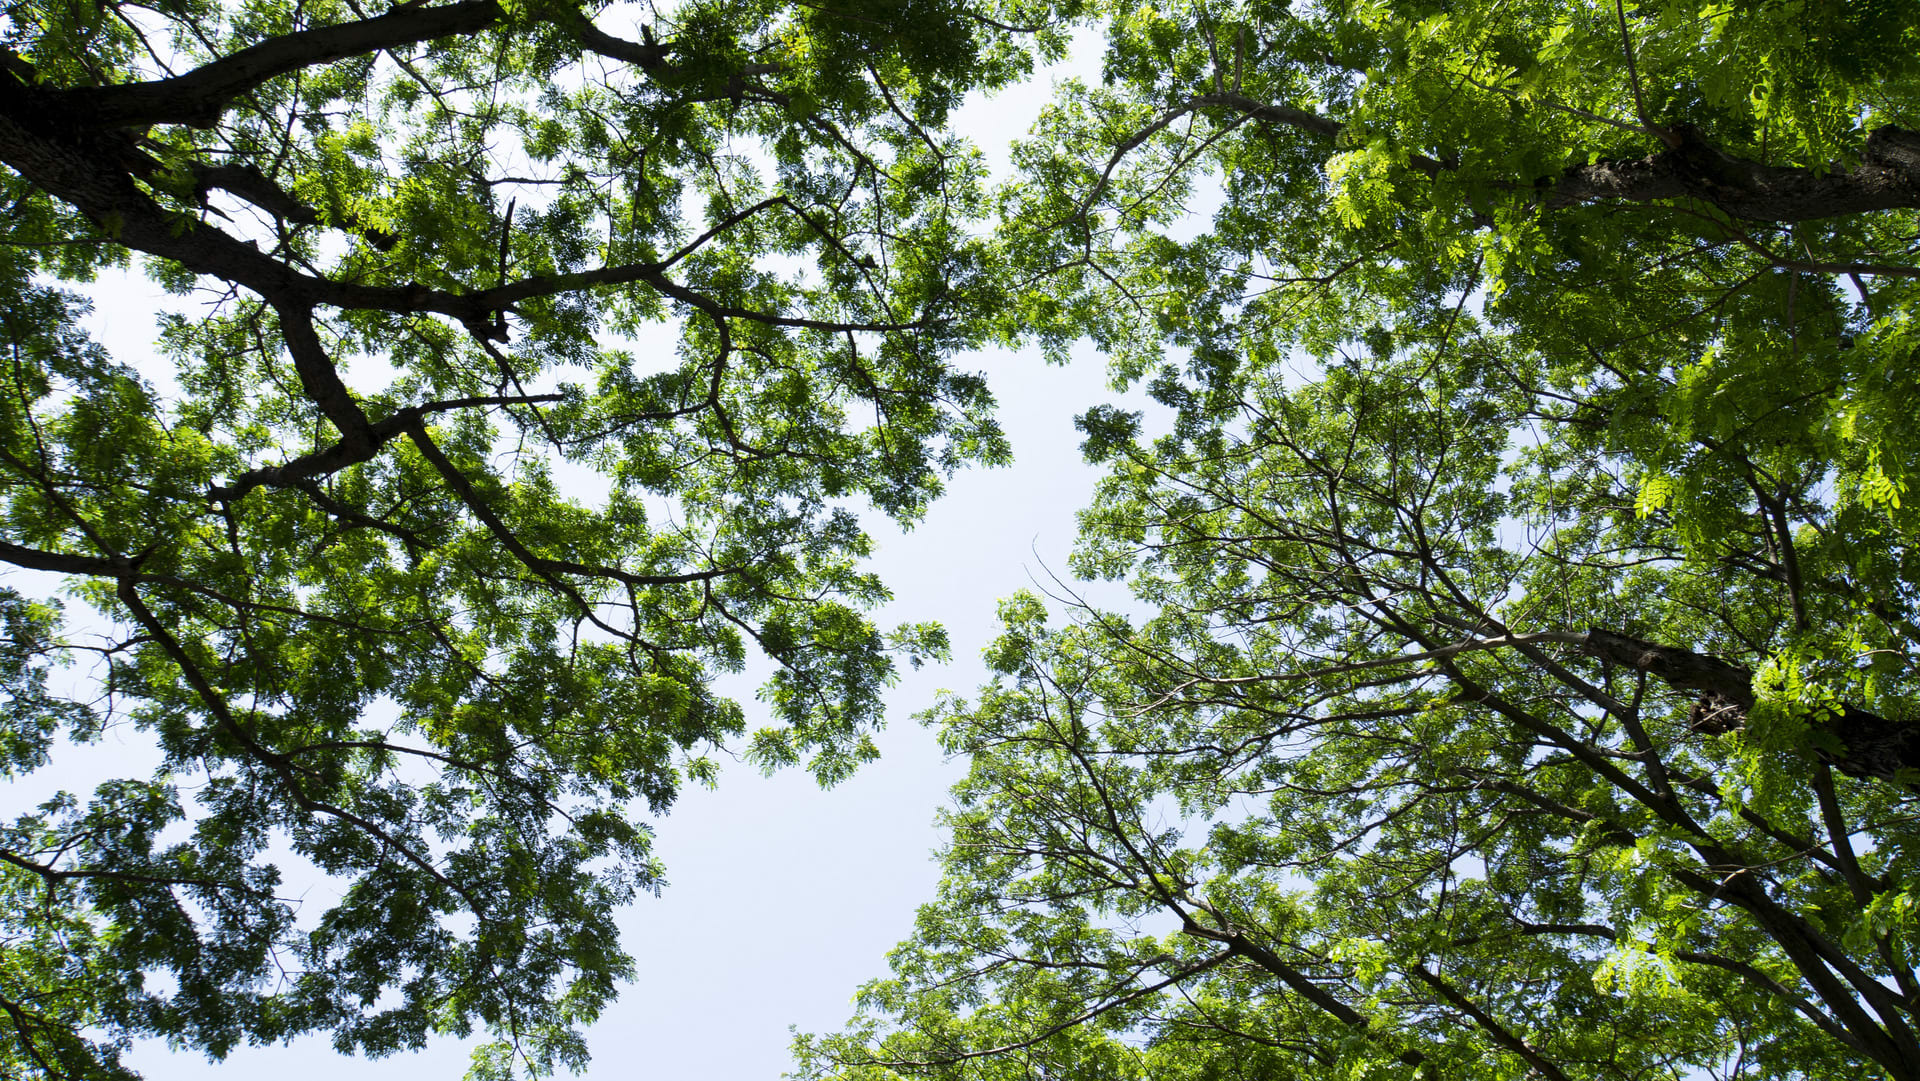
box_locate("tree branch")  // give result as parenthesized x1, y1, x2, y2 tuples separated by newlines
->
(56, 0, 507, 129)
(1410, 964, 1572, 1081)
(1549, 124, 1920, 222)
(211, 391, 564, 500)
(1110, 85, 1920, 224)
(1535, 627, 1916, 788)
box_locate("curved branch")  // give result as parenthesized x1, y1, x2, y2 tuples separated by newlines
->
(403, 419, 739, 590)
(57, 0, 507, 129)
(211, 391, 564, 500)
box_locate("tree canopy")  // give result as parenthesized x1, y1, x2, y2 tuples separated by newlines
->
(0, 0, 1076, 1077)
(793, 0, 1920, 1079)
(11, 0, 1920, 1079)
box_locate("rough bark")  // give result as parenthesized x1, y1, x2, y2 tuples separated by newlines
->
(48, 0, 510, 129)
(1548, 124, 1920, 222)
(1582, 628, 1920, 786)
(1195, 86, 1920, 222)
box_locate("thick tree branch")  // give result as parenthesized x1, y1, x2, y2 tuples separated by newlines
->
(570, 21, 675, 74)
(1551, 124, 1920, 222)
(56, 0, 507, 129)
(1139, 88, 1920, 224)
(191, 162, 321, 225)
(0, 101, 924, 338)
(0, 540, 129, 576)
(211, 391, 564, 500)
(1330, 623, 1919, 789)
(1579, 628, 1920, 786)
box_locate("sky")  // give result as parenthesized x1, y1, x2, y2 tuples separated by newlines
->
(38, 29, 1184, 1081)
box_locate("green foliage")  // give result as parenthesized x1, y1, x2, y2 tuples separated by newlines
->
(800, 0, 1920, 1078)
(11, 0, 1920, 1076)
(0, 1, 1076, 1077)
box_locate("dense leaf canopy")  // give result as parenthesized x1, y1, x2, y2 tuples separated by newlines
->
(795, 1, 1920, 1079)
(12, 0, 1920, 1078)
(0, 0, 1077, 1077)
